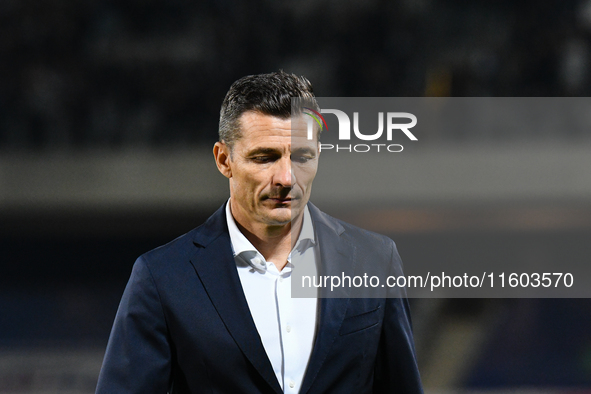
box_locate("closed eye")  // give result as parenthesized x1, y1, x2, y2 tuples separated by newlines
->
(251, 155, 275, 163)
(291, 147, 316, 164)
(246, 148, 281, 164)
(291, 154, 313, 163)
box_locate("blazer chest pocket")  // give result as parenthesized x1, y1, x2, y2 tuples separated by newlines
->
(339, 305, 381, 336)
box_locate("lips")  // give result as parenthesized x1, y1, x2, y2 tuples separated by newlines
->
(264, 194, 300, 204)
(268, 197, 293, 203)
(263, 189, 301, 203)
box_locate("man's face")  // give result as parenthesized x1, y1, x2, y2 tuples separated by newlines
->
(215, 111, 319, 228)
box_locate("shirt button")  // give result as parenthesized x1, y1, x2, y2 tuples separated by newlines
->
(279, 276, 284, 282)
(289, 381, 295, 388)
(286, 325, 291, 333)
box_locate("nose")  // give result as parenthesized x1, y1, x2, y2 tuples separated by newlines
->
(274, 157, 294, 187)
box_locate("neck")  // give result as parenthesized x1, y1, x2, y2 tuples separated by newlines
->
(230, 201, 304, 271)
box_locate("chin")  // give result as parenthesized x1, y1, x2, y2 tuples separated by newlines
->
(262, 207, 292, 225)
(267, 213, 292, 226)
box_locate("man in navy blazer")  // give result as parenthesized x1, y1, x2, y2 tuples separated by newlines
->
(96, 71, 423, 393)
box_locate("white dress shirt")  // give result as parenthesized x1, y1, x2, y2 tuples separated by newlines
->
(226, 201, 318, 393)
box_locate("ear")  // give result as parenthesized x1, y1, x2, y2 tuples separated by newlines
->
(213, 141, 232, 179)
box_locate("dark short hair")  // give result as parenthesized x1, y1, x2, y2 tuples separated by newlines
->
(219, 71, 320, 149)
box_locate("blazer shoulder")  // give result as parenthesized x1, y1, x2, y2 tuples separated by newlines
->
(310, 203, 396, 251)
(311, 205, 405, 284)
(138, 203, 228, 275)
(140, 230, 196, 266)
(342, 219, 395, 248)
(338, 218, 401, 270)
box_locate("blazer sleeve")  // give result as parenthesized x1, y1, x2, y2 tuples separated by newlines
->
(373, 240, 424, 393)
(96, 256, 172, 394)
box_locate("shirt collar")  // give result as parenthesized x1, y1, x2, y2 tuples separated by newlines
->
(225, 200, 316, 262)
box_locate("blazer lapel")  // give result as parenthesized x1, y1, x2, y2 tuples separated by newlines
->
(300, 203, 357, 394)
(189, 204, 283, 394)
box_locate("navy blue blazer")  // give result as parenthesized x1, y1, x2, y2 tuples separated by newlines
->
(96, 202, 423, 393)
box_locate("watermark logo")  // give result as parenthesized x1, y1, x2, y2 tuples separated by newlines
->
(303, 107, 328, 132)
(304, 108, 417, 153)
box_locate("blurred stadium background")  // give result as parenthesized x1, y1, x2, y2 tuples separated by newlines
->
(2, 0, 591, 392)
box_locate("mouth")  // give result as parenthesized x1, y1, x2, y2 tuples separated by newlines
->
(267, 197, 294, 204)
(264, 194, 300, 205)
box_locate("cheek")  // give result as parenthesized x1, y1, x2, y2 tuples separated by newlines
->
(296, 166, 318, 188)
(239, 172, 269, 195)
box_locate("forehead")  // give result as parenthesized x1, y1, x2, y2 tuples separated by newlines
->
(237, 111, 316, 148)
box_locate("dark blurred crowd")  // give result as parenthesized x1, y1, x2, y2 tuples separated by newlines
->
(1, 0, 589, 150)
